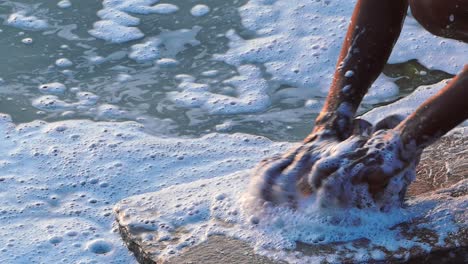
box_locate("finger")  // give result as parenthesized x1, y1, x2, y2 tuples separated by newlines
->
(308, 157, 340, 189)
(276, 150, 316, 203)
(350, 162, 397, 198)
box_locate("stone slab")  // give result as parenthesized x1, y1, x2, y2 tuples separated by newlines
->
(115, 131, 467, 263)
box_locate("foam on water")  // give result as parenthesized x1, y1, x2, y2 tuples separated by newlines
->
(128, 27, 201, 62)
(190, 4, 210, 17)
(168, 64, 271, 114)
(5, 12, 49, 31)
(57, 0, 72, 9)
(216, 0, 467, 102)
(1, 0, 461, 141)
(38, 82, 67, 95)
(89, 20, 144, 44)
(89, 0, 180, 44)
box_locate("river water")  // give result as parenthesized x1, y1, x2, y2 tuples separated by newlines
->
(0, 0, 455, 142)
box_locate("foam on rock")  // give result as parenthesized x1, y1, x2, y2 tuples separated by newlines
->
(114, 139, 467, 263)
(362, 79, 451, 124)
(0, 113, 288, 263)
(112, 82, 467, 263)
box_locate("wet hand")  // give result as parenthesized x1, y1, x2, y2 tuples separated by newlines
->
(316, 129, 421, 210)
(249, 115, 418, 209)
(249, 119, 371, 207)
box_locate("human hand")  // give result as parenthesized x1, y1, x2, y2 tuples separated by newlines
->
(249, 114, 418, 210)
(315, 128, 422, 211)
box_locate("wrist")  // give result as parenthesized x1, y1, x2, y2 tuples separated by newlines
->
(312, 111, 354, 140)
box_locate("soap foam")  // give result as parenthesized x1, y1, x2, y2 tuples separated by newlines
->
(190, 4, 210, 17)
(168, 64, 271, 114)
(128, 27, 201, 62)
(89, 0, 181, 43)
(115, 165, 466, 263)
(5, 12, 49, 31)
(57, 0, 72, 9)
(89, 20, 144, 43)
(0, 113, 288, 263)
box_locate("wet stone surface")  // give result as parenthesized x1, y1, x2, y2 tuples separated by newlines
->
(114, 131, 467, 264)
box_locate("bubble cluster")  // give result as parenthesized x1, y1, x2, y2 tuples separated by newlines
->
(6, 12, 49, 31)
(190, 5, 211, 17)
(0, 115, 287, 263)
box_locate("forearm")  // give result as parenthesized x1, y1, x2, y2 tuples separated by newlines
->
(397, 66, 468, 149)
(313, 0, 409, 140)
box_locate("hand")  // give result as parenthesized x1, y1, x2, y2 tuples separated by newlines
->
(249, 114, 417, 210)
(249, 116, 373, 207)
(316, 129, 422, 211)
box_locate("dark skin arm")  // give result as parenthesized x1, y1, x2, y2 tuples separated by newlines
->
(397, 66, 468, 149)
(410, 0, 468, 42)
(309, 0, 409, 141)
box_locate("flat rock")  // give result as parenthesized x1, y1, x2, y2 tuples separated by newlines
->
(115, 131, 467, 264)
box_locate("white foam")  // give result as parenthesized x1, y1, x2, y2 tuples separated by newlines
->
(55, 58, 73, 68)
(32, 90, 101, 113)
(151, 3, 179, 14)
(389, 15, 467, 74)
(97, 8, 140, 26)
(38, 82, 67, 95)
(0, 114, 287, 263)
(363, 75, 399, 104)
(168, 64, 271, 114)
(156, 58, 179, 67)
(89, 20, 144, 43)
(21, 38, 33, 45)
(0, 78, 466, 262)
(96, 104, 126, 119)
(57, 0, 72, 9)
(102, 0, 160, 13)
(362, 79, 451, 124)
(190, 5, 210, 17)
(116, 166, 467, 263)
(6, 12, 49, 31)
(90, 0, 180, 43)
(128, 27, 201, 62)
